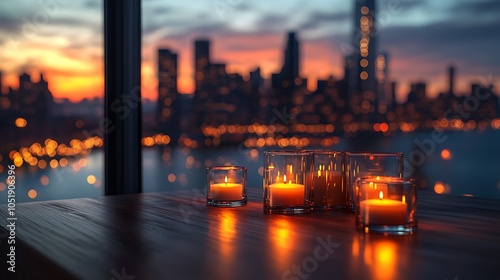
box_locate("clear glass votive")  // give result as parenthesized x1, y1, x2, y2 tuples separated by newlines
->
(207, 166, 247, 207)
(264, 151, 311, 214)
(347, 152, 404, 212)
(355, 177, 417, 235)
(310, 151, 348, 210)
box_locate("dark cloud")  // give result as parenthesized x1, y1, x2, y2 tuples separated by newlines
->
(299, 11, 349, 30)
(50, 17, 95, 27)
(382, 0, 427, 13)
(380, 18, 500, 76)
(452, 0, 500, 15)
(256, 14, 289, 30)
(0, 15, 22, 33)
(151, 6, 172, 15)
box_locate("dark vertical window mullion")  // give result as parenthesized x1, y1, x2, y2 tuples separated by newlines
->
(104, 0, 142, 195)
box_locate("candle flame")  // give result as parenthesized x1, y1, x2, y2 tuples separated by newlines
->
(369, 182, 373, 188)
(284, 175, 286, 183)
(379, 191, 383, 200)
(376, 176, 380, 180)
(402, 195, 406, 204)
(225, 176, 228, 184)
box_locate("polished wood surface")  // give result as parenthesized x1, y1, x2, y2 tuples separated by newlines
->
(1, 188, 499, 280)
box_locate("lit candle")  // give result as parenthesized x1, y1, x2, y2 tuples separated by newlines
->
(361, 181, 389, 200)
(269, 175, 305, 206)
(313, 169, 346, 206)
(209, 176, 243, 201)
(360, 191, 407, 225)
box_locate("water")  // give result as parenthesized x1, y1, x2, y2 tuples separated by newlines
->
(1, 130, 500, 203)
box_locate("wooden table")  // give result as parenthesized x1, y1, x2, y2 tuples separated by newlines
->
(1, 188, 499, 280)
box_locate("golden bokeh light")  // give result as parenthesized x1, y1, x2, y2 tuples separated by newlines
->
(40, 175, 49, 186)
(434, 181, 451, 194)
(168, 174, 176, 182)
(440, 149, 452, 160)
(50, 159, 59, 169)
(28, 189, 38, 199)
(87, 175, 97, 185)
(38, 159, 47, 169)
(434, 182, 445, 194)
(15, 118, 27, 128)
(59, 158, 69, 167)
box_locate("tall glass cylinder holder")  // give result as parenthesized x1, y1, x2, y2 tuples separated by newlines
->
(207, 166, 247, 207)
(310, 151, 348, 210)
(264, 151, 311, 214)
(347, 152, 404, 212)
(355, 177, 417, 235)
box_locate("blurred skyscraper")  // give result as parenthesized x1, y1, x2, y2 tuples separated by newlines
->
(448, 65, 455, 96)
(281, 32, 300, 86)
(195, 40, 210, 92)
(348, 0, 378, 118)
(156, 49, 180, 136)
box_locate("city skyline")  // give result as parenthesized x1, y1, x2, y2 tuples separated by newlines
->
(0, 0, 499, 101)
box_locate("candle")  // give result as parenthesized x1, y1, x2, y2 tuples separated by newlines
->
(360, 191, 407, 225)
(360, 181, 388, 200)
(313, 170, 346, 206)
(209, 176, 243, 201)
(269, 175, 305, 206)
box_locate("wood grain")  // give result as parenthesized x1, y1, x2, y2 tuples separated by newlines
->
(1, 188, 499, 280)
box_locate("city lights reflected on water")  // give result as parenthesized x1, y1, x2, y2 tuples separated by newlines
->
(2, 126, 500, 202)
(7, 117, 500, 170)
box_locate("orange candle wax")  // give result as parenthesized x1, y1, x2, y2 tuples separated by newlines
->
(360, 192, 407, 225)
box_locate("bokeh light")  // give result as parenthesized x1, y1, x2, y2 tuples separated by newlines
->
(28, 189, 38, 199)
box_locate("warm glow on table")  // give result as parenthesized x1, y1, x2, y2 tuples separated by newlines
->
(269, 175, 305, 206)
(360, 191, 407, 225)
(209, 176, 243, 201)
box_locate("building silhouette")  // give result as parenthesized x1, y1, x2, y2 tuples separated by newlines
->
(195, 39, 210, 92)
(8, 73, 53, 119)
(352, 0, 377, 92)
(156, 49, 180, 136)
(269, 32, 307, 121)
(448, 65, 455, 96)
(348, 0, 378, 119)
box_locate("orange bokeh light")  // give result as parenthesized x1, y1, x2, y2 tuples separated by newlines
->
(28, 189, 38, 199)
(440, 149, 452, 160)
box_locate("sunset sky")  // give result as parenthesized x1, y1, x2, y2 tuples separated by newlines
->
(0, 0, 499, 102)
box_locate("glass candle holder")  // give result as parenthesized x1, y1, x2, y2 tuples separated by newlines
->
(207, 166, 247, 207)
(355, 177, 417, 235)
(263, 151, 311, 214)
(347, 152, 404, 212)
(310, 151, 348, 210)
